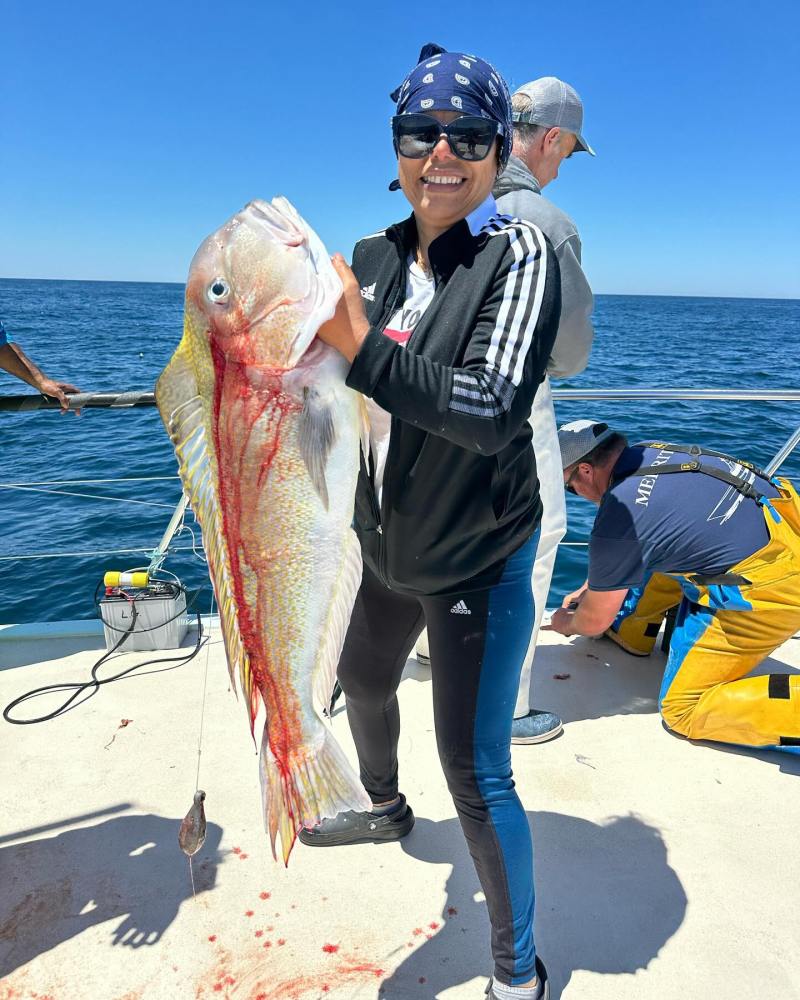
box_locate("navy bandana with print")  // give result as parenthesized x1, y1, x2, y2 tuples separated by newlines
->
(392, 43, 513, 170)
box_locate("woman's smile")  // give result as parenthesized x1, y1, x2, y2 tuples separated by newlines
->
(420, 172, 468, 189)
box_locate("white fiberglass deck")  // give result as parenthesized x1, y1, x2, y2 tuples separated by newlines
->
(1, 624, 799, 1000)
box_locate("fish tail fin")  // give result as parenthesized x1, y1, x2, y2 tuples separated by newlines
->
(260, 723, 371, 866)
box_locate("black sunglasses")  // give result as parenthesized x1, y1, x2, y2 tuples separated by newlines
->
(392, 114, 502, 162)
(565, 466, 580, 495)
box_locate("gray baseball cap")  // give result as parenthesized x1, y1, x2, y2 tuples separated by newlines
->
(558, 420, 616, 469)
(512, 76, 595, 156)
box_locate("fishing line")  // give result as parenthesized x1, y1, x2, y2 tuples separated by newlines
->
(194, 589, 216, 792)
(0, 476, 180, 488)
(173, 517, 208, 565)
(0, 483, 176, 508)
(181, 589, 215, 900)
(0, 545, 200, 562)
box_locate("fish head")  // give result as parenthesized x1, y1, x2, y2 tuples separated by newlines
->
(186, 197, 342, 369)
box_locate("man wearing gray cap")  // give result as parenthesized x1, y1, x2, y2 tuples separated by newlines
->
(549, 419, 800, 755)
(492, 77, 595, 744)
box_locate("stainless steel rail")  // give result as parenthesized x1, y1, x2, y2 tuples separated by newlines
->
(553, 389, 800, 402)
(766, 425, 800, 477)
(3, 387, 800, 411)
(0, 390, 158, 411)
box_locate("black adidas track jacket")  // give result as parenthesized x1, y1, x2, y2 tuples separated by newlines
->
(345, 203, 561, 596)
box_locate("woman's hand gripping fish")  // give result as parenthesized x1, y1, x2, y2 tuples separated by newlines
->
(156, 198, 371, 864)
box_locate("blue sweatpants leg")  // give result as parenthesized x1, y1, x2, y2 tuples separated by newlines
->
(422, 531, 540, 986)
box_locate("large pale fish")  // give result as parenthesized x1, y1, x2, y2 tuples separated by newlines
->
(156, 197, 371, 864)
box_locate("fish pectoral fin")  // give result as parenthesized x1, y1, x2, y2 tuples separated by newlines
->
(299, 387, 336, 510)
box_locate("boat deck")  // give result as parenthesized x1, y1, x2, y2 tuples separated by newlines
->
(1, 624, 799, 1000)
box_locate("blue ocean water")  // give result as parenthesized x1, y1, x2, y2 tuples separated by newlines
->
(0, 278, 798, 625)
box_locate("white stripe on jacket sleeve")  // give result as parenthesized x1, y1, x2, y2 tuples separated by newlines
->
(448, 219, 548, 419)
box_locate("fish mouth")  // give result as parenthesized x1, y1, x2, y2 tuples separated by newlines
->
(248, 197, 342, 368)
(242, 199, 306, 248)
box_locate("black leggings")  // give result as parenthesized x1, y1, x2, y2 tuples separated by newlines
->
(338, 532, 540, 986)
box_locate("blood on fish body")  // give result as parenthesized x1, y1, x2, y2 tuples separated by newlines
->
(156, 197, 371, 865)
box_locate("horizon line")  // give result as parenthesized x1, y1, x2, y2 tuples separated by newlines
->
(0, 275, 798, 303)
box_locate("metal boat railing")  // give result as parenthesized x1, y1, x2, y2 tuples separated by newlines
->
(3, 387, 800, 412)
(0, 387, 798, 565)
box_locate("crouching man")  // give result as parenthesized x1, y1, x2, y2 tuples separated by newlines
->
(550, 419, 800, 753)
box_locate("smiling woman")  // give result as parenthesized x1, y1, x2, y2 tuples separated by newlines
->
(393, 110, 503, 257)
(310, 42, 561, 1000)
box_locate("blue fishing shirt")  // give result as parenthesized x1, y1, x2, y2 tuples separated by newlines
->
(588, 445, 779, 592)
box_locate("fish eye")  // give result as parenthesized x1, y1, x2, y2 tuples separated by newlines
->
(207, 278, 230, 303)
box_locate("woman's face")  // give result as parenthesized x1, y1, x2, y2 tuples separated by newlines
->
(397, 110, 499, 233)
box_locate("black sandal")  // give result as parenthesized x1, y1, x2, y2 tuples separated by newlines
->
(298, 793, 415, 847)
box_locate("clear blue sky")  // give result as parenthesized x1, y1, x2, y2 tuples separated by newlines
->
(3, 0, 799, 297)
